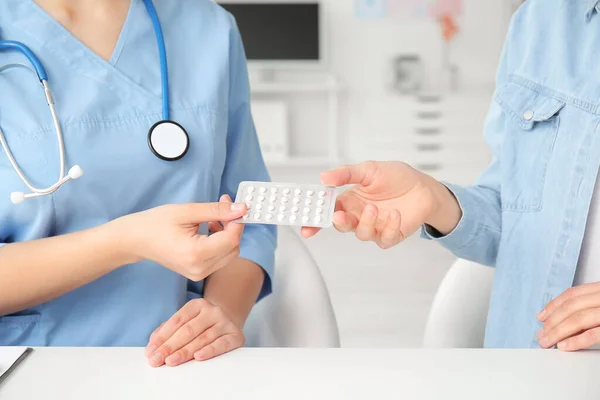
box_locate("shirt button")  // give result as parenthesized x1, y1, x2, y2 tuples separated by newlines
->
(523, 110, 534, 121)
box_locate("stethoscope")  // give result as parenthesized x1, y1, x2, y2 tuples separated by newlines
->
(0, 0, 189, 205)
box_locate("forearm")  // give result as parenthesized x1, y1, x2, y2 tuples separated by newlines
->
(0, 220, 131, 316)
(203, 258, 264, 328)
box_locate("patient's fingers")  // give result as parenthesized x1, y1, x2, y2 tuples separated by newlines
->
(355, 205, 379, 241)
(378, 209, 403, 249)
(301, 227, 321, 238)
(333, 211, 359, 233)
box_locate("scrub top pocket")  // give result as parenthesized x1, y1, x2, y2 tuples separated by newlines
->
(495, 79, 566, 212)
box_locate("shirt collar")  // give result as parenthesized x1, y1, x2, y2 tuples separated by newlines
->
(586, 0, 600, 21)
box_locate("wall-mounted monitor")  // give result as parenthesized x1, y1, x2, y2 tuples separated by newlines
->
(218, 1, 326, 70)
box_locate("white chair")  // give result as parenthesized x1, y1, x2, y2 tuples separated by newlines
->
(244, 227, 340, 348)
(423, 258, 495, 348)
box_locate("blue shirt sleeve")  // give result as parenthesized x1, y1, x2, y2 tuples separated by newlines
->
(219, 14, 277, 301)
(420, 9, 523, 267)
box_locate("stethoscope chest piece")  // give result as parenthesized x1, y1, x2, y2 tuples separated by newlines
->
(148, 120, 189, 161)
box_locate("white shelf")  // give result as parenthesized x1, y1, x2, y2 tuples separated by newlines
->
(265, 157, 339, 168)
(250, 81, 341, 94)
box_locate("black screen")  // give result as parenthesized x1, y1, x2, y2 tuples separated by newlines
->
(219, 3, 320, 61)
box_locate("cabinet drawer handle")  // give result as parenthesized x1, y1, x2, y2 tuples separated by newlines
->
(417, 94, 441, 103)
(415, 127, 442, 136)
(417, 143, 442, 151)
(416, 163, 442, 172)
(416, 111, 442, 119)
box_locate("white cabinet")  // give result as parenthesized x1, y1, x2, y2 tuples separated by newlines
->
(351, 88, 494, 186)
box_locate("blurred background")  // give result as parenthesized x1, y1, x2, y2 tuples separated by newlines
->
(219, 0, 524, 348)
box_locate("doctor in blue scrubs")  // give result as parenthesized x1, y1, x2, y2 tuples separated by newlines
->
(0, 0, 276, 367)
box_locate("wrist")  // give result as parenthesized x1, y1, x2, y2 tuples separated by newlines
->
(425, 180, 462, 236)
(104, 215, 144, 265)
(204, 295, 247, 329)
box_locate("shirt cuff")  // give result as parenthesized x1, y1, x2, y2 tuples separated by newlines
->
(420, 183, 483, 251)
(239, 227, 277, 302)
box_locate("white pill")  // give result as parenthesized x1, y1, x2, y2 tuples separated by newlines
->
(280, 205, 287, 212)
(271, 188, 278, 194)
(292, 206, 299, 214)
(266, 214, 273, 221)
(314, 215, 322, 224)
(290, 215, 297, 222)
(278, 214, 285, 221)
(302, 215, 309, 223)
(247, 186, 255, 193)
(246, 203, 252, 209)
(305, 199, 312, 206)
(281, 197, 289, 203)
(293, 197, 300, 204)
(268, 204, 276, 212)
(318, 191, 326, 198)
(258, 195, 265, 202)
(307, 190, 314, 197)
(245, 195, 253, 202)
(303, 207, 311, 214)
(269, 196, 277, 203)
(317, 199, 325, 206)
(243, 214, 249, 220)
(283, 188, 291, 195)
(316, 208, 323, 215)
(295, 189, 302, 196)
(256, 204, 263, 211)
(260, 187, 267, 194)
(254, 212, 261, 220)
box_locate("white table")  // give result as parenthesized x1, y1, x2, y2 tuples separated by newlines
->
(1, 348, 599, 400)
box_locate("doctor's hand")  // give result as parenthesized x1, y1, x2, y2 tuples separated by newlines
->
(117, 196, 246, 282)
(301, 161, 461, 248)
(145, 298, 245, 367)
(537, 282, 600, 351)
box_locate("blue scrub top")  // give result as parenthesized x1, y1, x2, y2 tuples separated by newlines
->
(0, 0, 277, 346)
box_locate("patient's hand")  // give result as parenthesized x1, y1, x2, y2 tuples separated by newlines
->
(145, 298, 245, 367)
(301, 161, 459, 249)
(537, 282, 600, 351)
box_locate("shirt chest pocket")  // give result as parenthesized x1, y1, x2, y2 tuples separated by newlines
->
(496, 81, 566, 212)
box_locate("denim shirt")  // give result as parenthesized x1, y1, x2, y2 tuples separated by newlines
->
(423, 0, 600, 348)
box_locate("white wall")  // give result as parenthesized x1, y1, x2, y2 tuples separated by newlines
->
(246, 0, 511, 161)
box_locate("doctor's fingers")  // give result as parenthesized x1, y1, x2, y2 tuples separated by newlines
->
(218, 195, 235, 230)
(200, 225, 243, 259)
(200, 246, 241, 278)
(208, 221, 224, 233)
(177, 202, 247, 225)
(194, 331, 244, 361)
(153, 313, 219, 367)
(146, 299, 215, 365)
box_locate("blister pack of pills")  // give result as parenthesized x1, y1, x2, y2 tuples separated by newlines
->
(234, 181, 337, 227)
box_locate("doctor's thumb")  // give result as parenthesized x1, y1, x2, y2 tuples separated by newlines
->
(183, 202, 247, 224)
